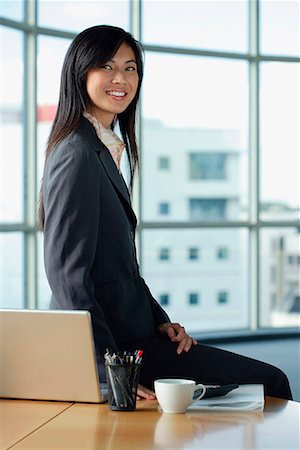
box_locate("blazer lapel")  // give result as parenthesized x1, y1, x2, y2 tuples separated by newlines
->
(98, 145, 131, 204)
(78, 118, 137, 227)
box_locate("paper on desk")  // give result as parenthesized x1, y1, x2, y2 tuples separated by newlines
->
(187, 384, 264, 412)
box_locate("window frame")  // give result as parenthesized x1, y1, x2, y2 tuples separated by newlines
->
(1, 1, 299, 334)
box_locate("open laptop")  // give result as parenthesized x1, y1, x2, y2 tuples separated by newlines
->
(0, 309, 108, 403)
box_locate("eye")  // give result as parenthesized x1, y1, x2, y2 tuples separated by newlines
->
(126, 66, 137, 72)
(102, 64, 112, 70)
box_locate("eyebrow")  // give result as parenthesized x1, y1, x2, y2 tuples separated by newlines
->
(109, 59, 137, 64)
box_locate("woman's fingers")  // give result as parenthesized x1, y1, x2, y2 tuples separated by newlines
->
(176, 335, 193, 354)
(137, 384, 156, 400)
(158, 322, 197, 354)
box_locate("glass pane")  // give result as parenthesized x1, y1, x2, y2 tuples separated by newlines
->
(37, 36, 71, 194)
(1, 0, 24, 21)
(142, 54, 248, 222)
(260, 62, 300, 221)
(37, 232, 52, 309)
(260, 228, 300, 327)
(0, 27, 24, 223)
(38, 0, 129, 33)
(142, 229, 249, 332)
(260, 0, 300, 57)
(142, 0, 248, 53)
(0, 233, 24, 308)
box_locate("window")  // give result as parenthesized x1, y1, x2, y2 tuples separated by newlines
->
(218, 292, 229, 304)
(1, 1, 299, 333)
(143, 229, 249, 332)
(217, 247, 229, 260)
(38, 1, 129, 33)
(260, 62, 299, 222)
(190, 199, 226, 221)
(190, 153, 227, 180)
(0, 233, 24, 308)
(1, 1, 24, 21)
(159, 248, 170, 261)
(158, 157, 170, 170)
(188, 248, 199, 260)
(288, 256, 300, 266)
(159, 294, 170, 306)
(270, 266, 276, 284)
(142, 0, 248, 53)
(260, 1, 299, 57)
(260, 228, 300, 327)
(271, 293, 276, 308)
(189, 293, 199, 305)
(1, 27, 24, 223)
(159, 202, 170, 215)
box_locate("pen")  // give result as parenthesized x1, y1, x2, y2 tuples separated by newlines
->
(135, 349, 143, 364)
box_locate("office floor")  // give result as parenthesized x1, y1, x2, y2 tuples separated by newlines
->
(215, 337, 300, 402)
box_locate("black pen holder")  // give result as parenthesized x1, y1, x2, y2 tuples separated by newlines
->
(105, 363, 141, 411)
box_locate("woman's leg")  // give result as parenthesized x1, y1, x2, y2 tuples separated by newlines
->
(138, 336, 293, 400)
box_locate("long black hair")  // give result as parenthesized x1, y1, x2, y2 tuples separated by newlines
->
(38, 25, 144, 229)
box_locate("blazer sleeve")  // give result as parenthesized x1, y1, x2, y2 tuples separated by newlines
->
(43, 136, 118, 374)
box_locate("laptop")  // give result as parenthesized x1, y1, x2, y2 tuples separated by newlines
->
(0, 309, 108, 403)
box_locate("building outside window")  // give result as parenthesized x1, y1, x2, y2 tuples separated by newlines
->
(159, 202, 170, 215)
(158, 157, 170, 170)
(159, 248, 170, 261)
(189, 247, 199, 260)
(217, 247, 229, 260)
(189, 199, 227, 221)
(189, 293, 199, 305)
(218, 292, 229, 304)
(159, 294, 170, 306)
(189, 153, 227, 180)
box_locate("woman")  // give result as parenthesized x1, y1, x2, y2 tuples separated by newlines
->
(39, 25, 292, 400)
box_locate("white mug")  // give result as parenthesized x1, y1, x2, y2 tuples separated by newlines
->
(154, 379, 206, 414)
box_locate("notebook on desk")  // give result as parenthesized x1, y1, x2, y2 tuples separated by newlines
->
(187, 384, 265, 412)
(0, 309, 108, 403)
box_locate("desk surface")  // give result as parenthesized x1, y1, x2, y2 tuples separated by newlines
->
(3, 397, 299, 450)
(0, 399, 72, 449)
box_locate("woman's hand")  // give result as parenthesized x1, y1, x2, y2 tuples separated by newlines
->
(137, 384, 156, 400)
(157, 322, 198, 355)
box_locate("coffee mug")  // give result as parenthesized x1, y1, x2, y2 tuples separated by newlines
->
(154, 379, 206, 414)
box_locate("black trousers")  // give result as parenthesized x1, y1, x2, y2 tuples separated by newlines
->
(133, 336, 293, 400)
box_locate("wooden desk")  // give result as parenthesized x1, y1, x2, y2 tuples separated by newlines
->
(6, 397, 300, 450)
(0, 400, 72, 449)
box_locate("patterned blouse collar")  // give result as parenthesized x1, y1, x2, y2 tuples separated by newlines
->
(83, 111, 125, 171)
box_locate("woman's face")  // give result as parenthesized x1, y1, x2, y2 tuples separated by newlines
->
(86, 42, 139, 128)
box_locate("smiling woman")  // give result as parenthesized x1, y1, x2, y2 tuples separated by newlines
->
(86, 43, 139, 128)
(38, 25, 144, 207)
(36, 24, 293, 403)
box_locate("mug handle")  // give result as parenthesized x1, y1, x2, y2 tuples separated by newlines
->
(192, 383, 206, 402)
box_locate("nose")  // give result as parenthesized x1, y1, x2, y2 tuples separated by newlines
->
(112, 70, 127, 85)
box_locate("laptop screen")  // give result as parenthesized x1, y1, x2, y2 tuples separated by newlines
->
(0, 309, 107, 403)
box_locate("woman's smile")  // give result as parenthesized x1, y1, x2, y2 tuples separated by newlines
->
(106, 89, 128, 100)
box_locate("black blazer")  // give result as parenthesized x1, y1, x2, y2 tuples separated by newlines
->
(43, 118, 170, 370)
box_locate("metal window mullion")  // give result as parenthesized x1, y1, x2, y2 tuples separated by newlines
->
(24, 0, 37, 309)
(130, 0, 143, 270)
(248, 0, 260, 330)
(130, 0, 141, 41)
